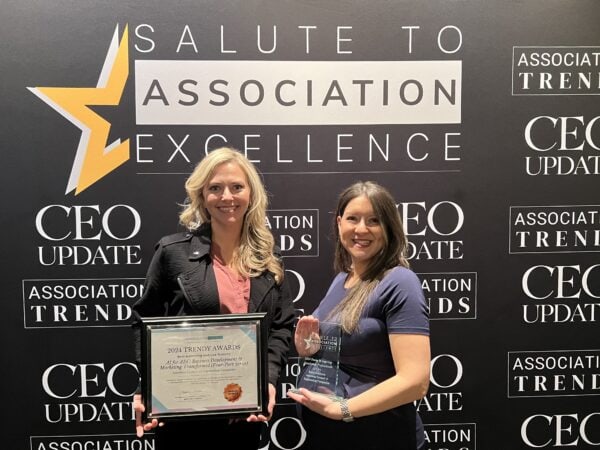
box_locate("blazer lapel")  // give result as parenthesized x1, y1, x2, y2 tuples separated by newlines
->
(179, 263, 220, 314)
(249, 274, 275, 312)
(178, 227, 220, 314)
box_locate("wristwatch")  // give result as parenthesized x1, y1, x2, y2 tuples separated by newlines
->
(339, 398, 354, 422)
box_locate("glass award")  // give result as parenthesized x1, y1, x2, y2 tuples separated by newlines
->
(296, 321, 344, 397)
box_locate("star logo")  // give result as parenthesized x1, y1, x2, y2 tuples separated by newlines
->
(28, 25, 130, 195)
(303, 337, 313, 350)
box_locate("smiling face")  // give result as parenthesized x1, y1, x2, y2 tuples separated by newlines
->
(337, 194, 385, 275)
(202, 162, 251, 232)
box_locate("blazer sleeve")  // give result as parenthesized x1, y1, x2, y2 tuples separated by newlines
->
(131, 241, 169, 379)
(266, 256, 296, 386)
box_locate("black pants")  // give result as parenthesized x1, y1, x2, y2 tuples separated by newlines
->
(153, 418, 262, 450)
(300, 406, 418, 450)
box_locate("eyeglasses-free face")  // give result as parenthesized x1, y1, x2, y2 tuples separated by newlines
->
(337, 194, 384, 276)
(202, 162, 251, 230)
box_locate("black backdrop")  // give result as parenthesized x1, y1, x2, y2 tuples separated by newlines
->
(2, 1, 599, 449)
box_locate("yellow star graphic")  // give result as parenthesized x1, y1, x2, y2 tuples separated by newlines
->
(29, 25, 130, 195)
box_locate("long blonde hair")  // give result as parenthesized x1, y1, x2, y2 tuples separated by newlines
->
(179, 147, 283, 283)
(328, 181, 410, 333)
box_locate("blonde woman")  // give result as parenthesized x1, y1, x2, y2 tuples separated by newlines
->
(132, 147, 295, 449)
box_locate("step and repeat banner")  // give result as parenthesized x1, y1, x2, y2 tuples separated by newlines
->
(2, 0, 599, 449)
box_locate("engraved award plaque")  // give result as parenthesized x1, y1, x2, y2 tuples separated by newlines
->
(296, 321, 344, 397)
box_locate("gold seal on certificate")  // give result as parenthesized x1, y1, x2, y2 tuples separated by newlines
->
(296, 321, 345, 397)
(140, 313, 268, 420)
(223, 383, 243, 402)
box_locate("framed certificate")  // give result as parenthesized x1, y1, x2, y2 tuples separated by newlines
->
(140, 313, 268, 420)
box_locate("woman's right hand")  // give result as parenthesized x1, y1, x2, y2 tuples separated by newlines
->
(134, 393, 162, 437)
(294, 315, 321, 356)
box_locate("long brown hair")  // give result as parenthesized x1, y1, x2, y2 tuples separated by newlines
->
(329, 181, 410, 332)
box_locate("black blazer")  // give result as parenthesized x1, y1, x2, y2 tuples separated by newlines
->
(132, 223, 295, 386)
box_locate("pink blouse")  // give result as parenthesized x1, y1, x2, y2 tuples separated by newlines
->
(211, 245, 250, 314)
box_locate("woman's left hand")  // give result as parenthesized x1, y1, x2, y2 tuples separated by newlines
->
(286, 387, 342, 420)
(294, 315, 321, 356)
(246, 383, 276, 422)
